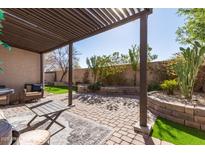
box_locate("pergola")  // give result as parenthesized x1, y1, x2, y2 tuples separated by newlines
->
(0, 8, 152, 130)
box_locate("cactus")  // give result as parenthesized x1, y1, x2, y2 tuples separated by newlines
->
(173, 41, 205, 100)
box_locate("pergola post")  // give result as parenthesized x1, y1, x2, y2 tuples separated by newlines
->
(40, 53, 44, 97)
(134, 13, 151, 135)
(139, 14, 148, 127)
(68, 43, 73, 106)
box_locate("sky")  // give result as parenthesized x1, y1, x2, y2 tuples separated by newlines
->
(74, 8, 186, 68)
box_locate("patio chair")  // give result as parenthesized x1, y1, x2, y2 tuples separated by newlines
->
(0, 110, 50, 145)
(21, 84, 43, 103)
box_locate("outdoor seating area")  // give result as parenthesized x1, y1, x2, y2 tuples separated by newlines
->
(22, 84, 44, 103)
(0, 8, 205, 145)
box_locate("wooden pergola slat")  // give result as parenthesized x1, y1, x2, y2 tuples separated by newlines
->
(7, 9, 75, 39)
(122, 8, 130, 17)
(107, 8, 121, 21)
(79, 8, 105, 28)
(38, 9, 89, 35)
(87, 9, 110, 26)
(102, 9, 115, 23)
(114, 8, 125, 19)
(0, 8, 152, 54)
(68, 9, 99, 30)
(95, 9, 113, 24)
(5, 14, 66, 42)
(54, 9, 94, 32)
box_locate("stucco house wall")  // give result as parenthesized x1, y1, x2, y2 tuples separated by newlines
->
(0, 46, 40, 102)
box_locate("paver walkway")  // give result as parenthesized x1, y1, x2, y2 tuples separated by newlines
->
(1, 93, 173, 145)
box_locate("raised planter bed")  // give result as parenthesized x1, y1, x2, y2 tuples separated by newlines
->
(148, 91, 205, 131)
(77, 84, 139, 95)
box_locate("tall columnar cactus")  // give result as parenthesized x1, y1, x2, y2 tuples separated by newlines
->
(173, 41, 205, 100)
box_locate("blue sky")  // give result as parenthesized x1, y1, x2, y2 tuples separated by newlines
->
(74, 8, 186, 68)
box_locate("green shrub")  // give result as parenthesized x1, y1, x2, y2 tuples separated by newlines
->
(160, 79, 178, 95)
(88, 82, 102, 92)
(148, 82, 161, 92)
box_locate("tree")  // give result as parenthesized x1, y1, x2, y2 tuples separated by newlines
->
(86, 55, 100, 83)
(0, 9, 11, 73)
(127, 44, 158, 86)
(173, 41, 205, 100)
(86, 52, 127, 84)
(128, 45, 139, 86)
(176, 9, 205, 45)
(45, 45, 80, 82)
(97, 52, 127, 85)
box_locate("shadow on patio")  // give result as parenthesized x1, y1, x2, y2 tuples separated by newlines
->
(0, 93, 170, 145)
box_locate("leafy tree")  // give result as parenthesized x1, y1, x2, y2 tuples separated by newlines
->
(0, 9, 11, 73)
(127, 44, 158, 86)
(128, 45, 139, 86)
(97, 52, 127, 85)
(86, 55, 101, 83)
(176, 9, 205, 45)
(45, 45, 80, 82)
(173, 41, 205, 100)
(86, 52, 127, 85)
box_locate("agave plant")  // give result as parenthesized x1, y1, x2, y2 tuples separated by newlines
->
(173, 41, 205, 100)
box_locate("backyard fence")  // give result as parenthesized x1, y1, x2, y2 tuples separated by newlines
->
(45, 61, 167, 86)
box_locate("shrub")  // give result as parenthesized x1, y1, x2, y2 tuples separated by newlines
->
(148, 82, 161, 92)
(160, 79, 178, 95)
(88, 82, 102, 92)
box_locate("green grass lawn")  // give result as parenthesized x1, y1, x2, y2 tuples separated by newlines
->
(45, 85, 69, 94)
(152, 117, 205, 145)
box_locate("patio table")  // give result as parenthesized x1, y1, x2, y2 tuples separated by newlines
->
(25, 99, 70, 130)
(0, 88, 14, 96)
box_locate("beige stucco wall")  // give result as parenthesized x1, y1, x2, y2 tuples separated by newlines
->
(45, 72, 55, 84)
(0, 46, 40, 102)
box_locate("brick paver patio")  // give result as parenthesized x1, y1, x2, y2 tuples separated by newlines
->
(0, 93, 173, 145)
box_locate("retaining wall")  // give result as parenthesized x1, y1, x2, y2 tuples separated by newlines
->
(78, 85, 139, 95)
(148, 94, 205, 131)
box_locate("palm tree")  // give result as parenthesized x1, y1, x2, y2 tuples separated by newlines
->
(128, 44, 158, 86)
(86, 56, 100, 83)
